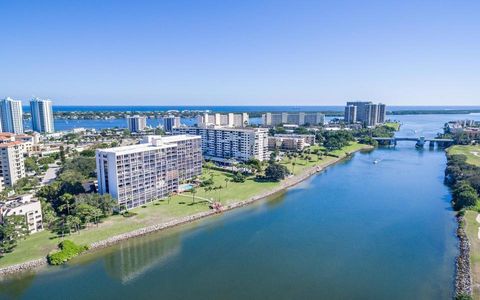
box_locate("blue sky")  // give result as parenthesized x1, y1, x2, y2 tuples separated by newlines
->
(1, 0, 479, 106)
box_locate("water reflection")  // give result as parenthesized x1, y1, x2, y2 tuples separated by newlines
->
(0, 273, 35, 299)
(103, 233, 181, 284)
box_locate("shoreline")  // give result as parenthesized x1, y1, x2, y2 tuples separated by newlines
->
(455, 214, 472, 297)
(0, 145, 372, 277)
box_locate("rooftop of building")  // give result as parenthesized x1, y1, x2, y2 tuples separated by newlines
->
(177, 125, 268, 132)
(30, 97, 52, 102)
(0, 141, 22, 148)
(96, 134, 200, 155)
(0, 194, 38, 210)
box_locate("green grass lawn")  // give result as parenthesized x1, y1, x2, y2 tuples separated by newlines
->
(278, 142, 370, 175)
(384, 122, 401, 131)
(0, 142, 370, 269)
(464, 211, 480, 299)
(448, 145, 480, 166)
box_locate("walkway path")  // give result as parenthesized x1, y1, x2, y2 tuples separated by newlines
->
(41, 164, 60, 186)
(177, 193, 213, 204)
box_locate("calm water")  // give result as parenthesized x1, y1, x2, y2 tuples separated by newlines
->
(21, 112, 480, 131)
(2, 114, 480, 299)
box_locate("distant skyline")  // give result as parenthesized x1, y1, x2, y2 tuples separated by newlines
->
(1, 0, 479, 106)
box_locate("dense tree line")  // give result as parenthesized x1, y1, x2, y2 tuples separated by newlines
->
(35, 153, 116, 237)
(315, 130, 355, 151)
(445, 154, 480, 211)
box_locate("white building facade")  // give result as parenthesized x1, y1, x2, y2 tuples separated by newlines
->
(163, 115, 181, 132)
(126, 115, 147, 132)
(96, 135, 202, 210)
(0, 97, 24, 134)
(30, 98, 55, 133)
(344, 101, 387, 126)
(172, 127, 268, 163)
(0, 141, 26, 186)
(0, 194, 43, 234)
(262, 112, 325, 127)
(196, 113, 249, 128)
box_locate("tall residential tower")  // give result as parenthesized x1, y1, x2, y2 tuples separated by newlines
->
(0, 97, 24, 134)
(96, 135, 202, 210)
(344, 101, 386, 126)
(126, 115, 147, 132)
(30, 98, 54, 133)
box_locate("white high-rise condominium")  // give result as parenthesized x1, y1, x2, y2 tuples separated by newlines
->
(172, 126, 269, 162)
(30, 98, 54, 133)
(0, 97, 24, 134)
(96, 135, 202, 210)
(262, 112, 324, 126)
(196, 113, 249, 128)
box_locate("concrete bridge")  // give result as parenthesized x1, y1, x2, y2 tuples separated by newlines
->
(372, 136, 454, 148)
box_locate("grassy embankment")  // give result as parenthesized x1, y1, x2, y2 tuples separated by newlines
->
(384, 122, 401, 131)
(0, 142, 369, 269)
(448, 145, 480, 167)
(464, 210, 480, 299)
(448, 145, 480, 298)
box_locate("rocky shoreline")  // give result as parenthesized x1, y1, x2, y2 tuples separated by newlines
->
(0, 145, 371, 277)
(455, 214, 472, 297)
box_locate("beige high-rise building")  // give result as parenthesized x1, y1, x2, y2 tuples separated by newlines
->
(0, 141, 26, 186)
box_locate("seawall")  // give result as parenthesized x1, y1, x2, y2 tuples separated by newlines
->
(0, 145, 372, 277)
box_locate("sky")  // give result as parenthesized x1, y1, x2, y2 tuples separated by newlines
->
(1, 0, 479, 106)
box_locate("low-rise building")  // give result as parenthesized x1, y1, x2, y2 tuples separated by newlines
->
(172, 126, 268, 163)
(268, 136, 307, 151)
(96, 135, 202, 210)
(0, 132, 40, 157)
(0, 194, 43, 234)
(274, 134, 316, 146)
(463, 128, 480, 140)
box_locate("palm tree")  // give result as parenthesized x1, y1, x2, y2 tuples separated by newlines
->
(191, 187, 197, 203)
(224, 178, 230, 188)
(292, 162, 296, 174)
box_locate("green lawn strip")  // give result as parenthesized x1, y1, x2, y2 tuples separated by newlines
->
(448, 145, 480, 167)
(384, 122, 401, 131)
(0, 142, 368, 269)
(464, 210, 480, 298)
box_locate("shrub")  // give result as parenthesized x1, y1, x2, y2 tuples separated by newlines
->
(47, 240, 88, 265)
(122, 211, 137, 218)
(455, 293, 473, 300)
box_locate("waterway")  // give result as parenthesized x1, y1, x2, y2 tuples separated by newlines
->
(2, 114, 480, 299)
